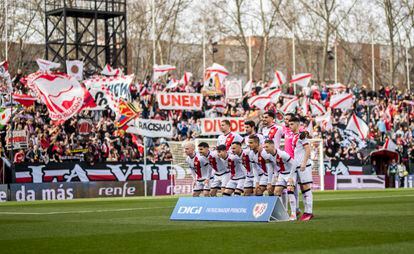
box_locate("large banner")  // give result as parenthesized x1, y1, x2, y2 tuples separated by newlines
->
(6, 130, 28, 150)
(157, 93, 203, 110)
(200, 117, 245, 135)
(13, 161, 189, 183)
(9, 181, 149, 201)
(84, 75, 134, 110)
(127, 118, 173, 138)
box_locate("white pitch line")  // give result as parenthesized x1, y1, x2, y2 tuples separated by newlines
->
(0, 193, 413, 215)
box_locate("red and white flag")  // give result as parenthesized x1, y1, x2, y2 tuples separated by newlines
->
(36, 59, 61, 71)
(327, 83, 346, 90)
(290, 73, 312, 87)
(153, 64, 176, 81)
(301, 98, 309, 115)
(383, 138, 397, 151)
(179, 72, 192, 86)
(12, 94, 37, 107)
(309, 99, 326, 116)
(270, 70, 286, 88)
(248, 88, 281, 110)
(346, 114, 369, 139)
(208, 99, 226, 113)
(329, 93, 354, 110)
(27, 72, 94, 121)
(204, 63, 229, 86)
(280, 96, 299, 113)
(315, 110, 333, 131)
(101, 64, 123, 76)
(306, 121, 314, 137)
(66, 60, 84, 80)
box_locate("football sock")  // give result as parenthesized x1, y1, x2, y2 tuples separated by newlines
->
(302, 189, 313, 214)
(288, 191, 296, 216)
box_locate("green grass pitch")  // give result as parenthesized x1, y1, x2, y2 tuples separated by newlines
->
(0, 189, 413, 253)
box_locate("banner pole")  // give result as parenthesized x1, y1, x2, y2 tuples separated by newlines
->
(371, 35, 375, 91)
(202, 28, 206, 80)
(319, 140, 324, 191)
(248, 36, 252, 81)
(152, 0, 156, 68)
(144, 137, 147, 197)
(406, 46, 410, 92)
(5, 0, 8, 60)
(334, 30, 338, 84)
(292, 34, 296, 95)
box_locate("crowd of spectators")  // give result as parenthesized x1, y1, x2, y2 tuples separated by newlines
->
(1, 69, 413, 177)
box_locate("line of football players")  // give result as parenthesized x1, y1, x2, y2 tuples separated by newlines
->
(184, 111, 314, 221)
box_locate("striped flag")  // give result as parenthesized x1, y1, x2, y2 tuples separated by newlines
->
(153, 64, 176, 81)
(346, 114, 369, 139)
(12, 93, 37, 107)
(179, 72, 192, 86)
(280, 96, 299, 113)
(290, 73, 312, 87)
(315, 110, 332, 131)
(248, 88, 281, 110)
(329, 93, 354, 110)
(327, 83, 347, 90)
(270, 70, 286, 88)
(204, 63, 229, 88)
(309, 99, 326, 116)
(383, 138, 397, 151)
(243, 79, 253, 93)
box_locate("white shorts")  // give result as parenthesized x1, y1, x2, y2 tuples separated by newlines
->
(193, 177, 213, 192)
(297, 163, 313, 185)
(226, 177, 246, 191)
(244, 176, 255, 189)
(211, 172, 231, 189)
(257, 174, 269, 187)
(276, 172, 297, 187)
(270, 171, 279, 186)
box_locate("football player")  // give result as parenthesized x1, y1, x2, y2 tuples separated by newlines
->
(184, 142, 212, 197)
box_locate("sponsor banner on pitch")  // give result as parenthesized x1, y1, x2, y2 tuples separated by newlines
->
(13, 161, 186, 183)
(157, 92, 203, 111)
(336, 175, 385, 190)
(127, 118, 173, 138)
(0, 184, 8, 202)
(170, 196, 289, 222)
(200, 117, 245, 135)
(9, 181, 149, 201)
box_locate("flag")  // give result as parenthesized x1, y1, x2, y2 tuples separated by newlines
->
(327, 83, 346, 90)
(115, 99, 139, 129)
(248, 88, 281, 110)
(204, 63, 229, 88)
(346, 114, 369, 139)
(329, 93, 354, 110)
(26, 72, 91, 121)
(306, 121, 314, 137)
(290, 73, 312, 87)
(280, 96, 299, 113)
(101, 64, 123, 76)
(315, 110, 333, 131)
(270, 70, 286, 88)
(309, 99, 326, 116)
(302, 98, 309, 115)
(243, 79, 253, 93)
(12, 93, 37, 107)
(166, 78, 179, 89)
(179, 72, 192, 86)
(0, 107, 13, 128)
(153, 64, 176, 81)
(36, 59, 61, 71)
(66, 60, 84, 80)
(208, 99, 226, 113)
(383, 138, 397, 151)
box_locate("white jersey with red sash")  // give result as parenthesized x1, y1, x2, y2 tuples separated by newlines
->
(206, 150, 228, 175)
(292, 134, 310, 166)
(217, 132, 244, 151)
(249, 150, 269, 175)
(185, 153, 212, 181)
(222, 153, 246, 180)
(261, 124, 283, 149)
